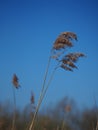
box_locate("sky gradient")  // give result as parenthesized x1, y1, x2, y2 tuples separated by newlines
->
(0, 0, 98, 110)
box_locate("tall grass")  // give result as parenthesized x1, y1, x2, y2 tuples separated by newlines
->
(29, 31, 85, 130)
(12, 74, 20, 130)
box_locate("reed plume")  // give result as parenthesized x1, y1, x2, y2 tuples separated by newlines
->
(11, 74, 20, 130)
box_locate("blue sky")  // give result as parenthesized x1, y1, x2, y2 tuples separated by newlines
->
(0, 0, 98, 110)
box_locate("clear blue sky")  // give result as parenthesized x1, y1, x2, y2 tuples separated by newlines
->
(0, 0, 98, 110)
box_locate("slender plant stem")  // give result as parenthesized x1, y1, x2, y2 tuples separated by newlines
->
(96, 121, 98, 130)
(93, 95, 98, 130)
(61, 119, 65, 130)
(11, 86, 16, 130)
(29, 50, 59, 130)
(56, 125, 59, 130)
(61, 113, 66, 130)
(29, 55, 52, 130)
(41, 56, 52, 93)
(29, 68, 56, 130)
(40, 68, 56, 104)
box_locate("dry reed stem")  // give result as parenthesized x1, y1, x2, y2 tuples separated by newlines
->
(93, 95, 98, 130)
(30, 67, 57, 130)
(61, 119, 65, 130)
(29, 55, 52, 130)
(32, 68, 56, 130)
(11, 86, 16, 130)
(11, 74, 20, 130)
(96, 121, 98, 130)
(29, 57, 57, 130)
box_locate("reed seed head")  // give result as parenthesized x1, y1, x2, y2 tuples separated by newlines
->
(52, 31, 85, 71)
(53, 32, 77, 50)
(61, 32, 77, 41)
(30, 92, 35, 104)
(61, 64, 73, 71)
(60, 52, 85, 71)
(65, 105, 71, 112)
(12, 74, 20, 89)
(65, 53, 85, 62)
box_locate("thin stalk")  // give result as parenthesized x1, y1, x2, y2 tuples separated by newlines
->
(29, 55, 52, 130)
(29, 49, 59, 130)
(11, 86, 16, 130)
(61, 111, 67, 130)
(56, 125, 59, 130)
(96, 121, 98, 130)
(93, 95, 98, 130)
(40, 68, 56, 104)
(61, 119, 65, 130)
(29, 68, 56, 130)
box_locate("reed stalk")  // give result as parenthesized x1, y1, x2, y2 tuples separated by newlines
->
(29, 55, 52, 130)
(11, 74, 20, 130)
(11, 86, 16, 130)
(28, 31, 85, 130)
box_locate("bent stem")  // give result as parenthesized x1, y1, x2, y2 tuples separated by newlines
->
(61, 120, 65, 130)
(93, 95, 98, 130)
(11, 86, 16, 130)
(29, 68, 56, 130)
(40, 67, 57, 103)
(29, 54, 52, 130)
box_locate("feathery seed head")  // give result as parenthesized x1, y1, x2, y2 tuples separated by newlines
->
(53, 32, 77, 50)
(52, 31, 85, 72)
(30, 92, 35, 104)
(61, 64, 73, 71)
(65, 105, 71, 112)
(61, 32, 77, 41)
(60, 52, 85, 71)
(65, 53, 85, 62)
(12, 74, 20, 89)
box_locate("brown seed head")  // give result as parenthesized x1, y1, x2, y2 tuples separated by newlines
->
(12, 74, 20, 89)
(61, 32, 77, 41)
(53, 32, 77, 50)
(65, 53, 85, 62)
(61, 64, 73, 71)
(62, 59, 77, 68)
(65, 105, 71, 112)
(30, 92, 35, 104)
(60, 52, 85, 71)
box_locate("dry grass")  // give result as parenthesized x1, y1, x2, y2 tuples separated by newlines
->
(28, 31, 85, 130)
(11, 74, 20, 130)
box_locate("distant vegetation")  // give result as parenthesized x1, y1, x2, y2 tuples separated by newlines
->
(0, 96, 98, 130)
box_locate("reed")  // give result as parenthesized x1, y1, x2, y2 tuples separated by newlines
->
(11, 74, 20, 130)
(29, 31, 85, 130)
